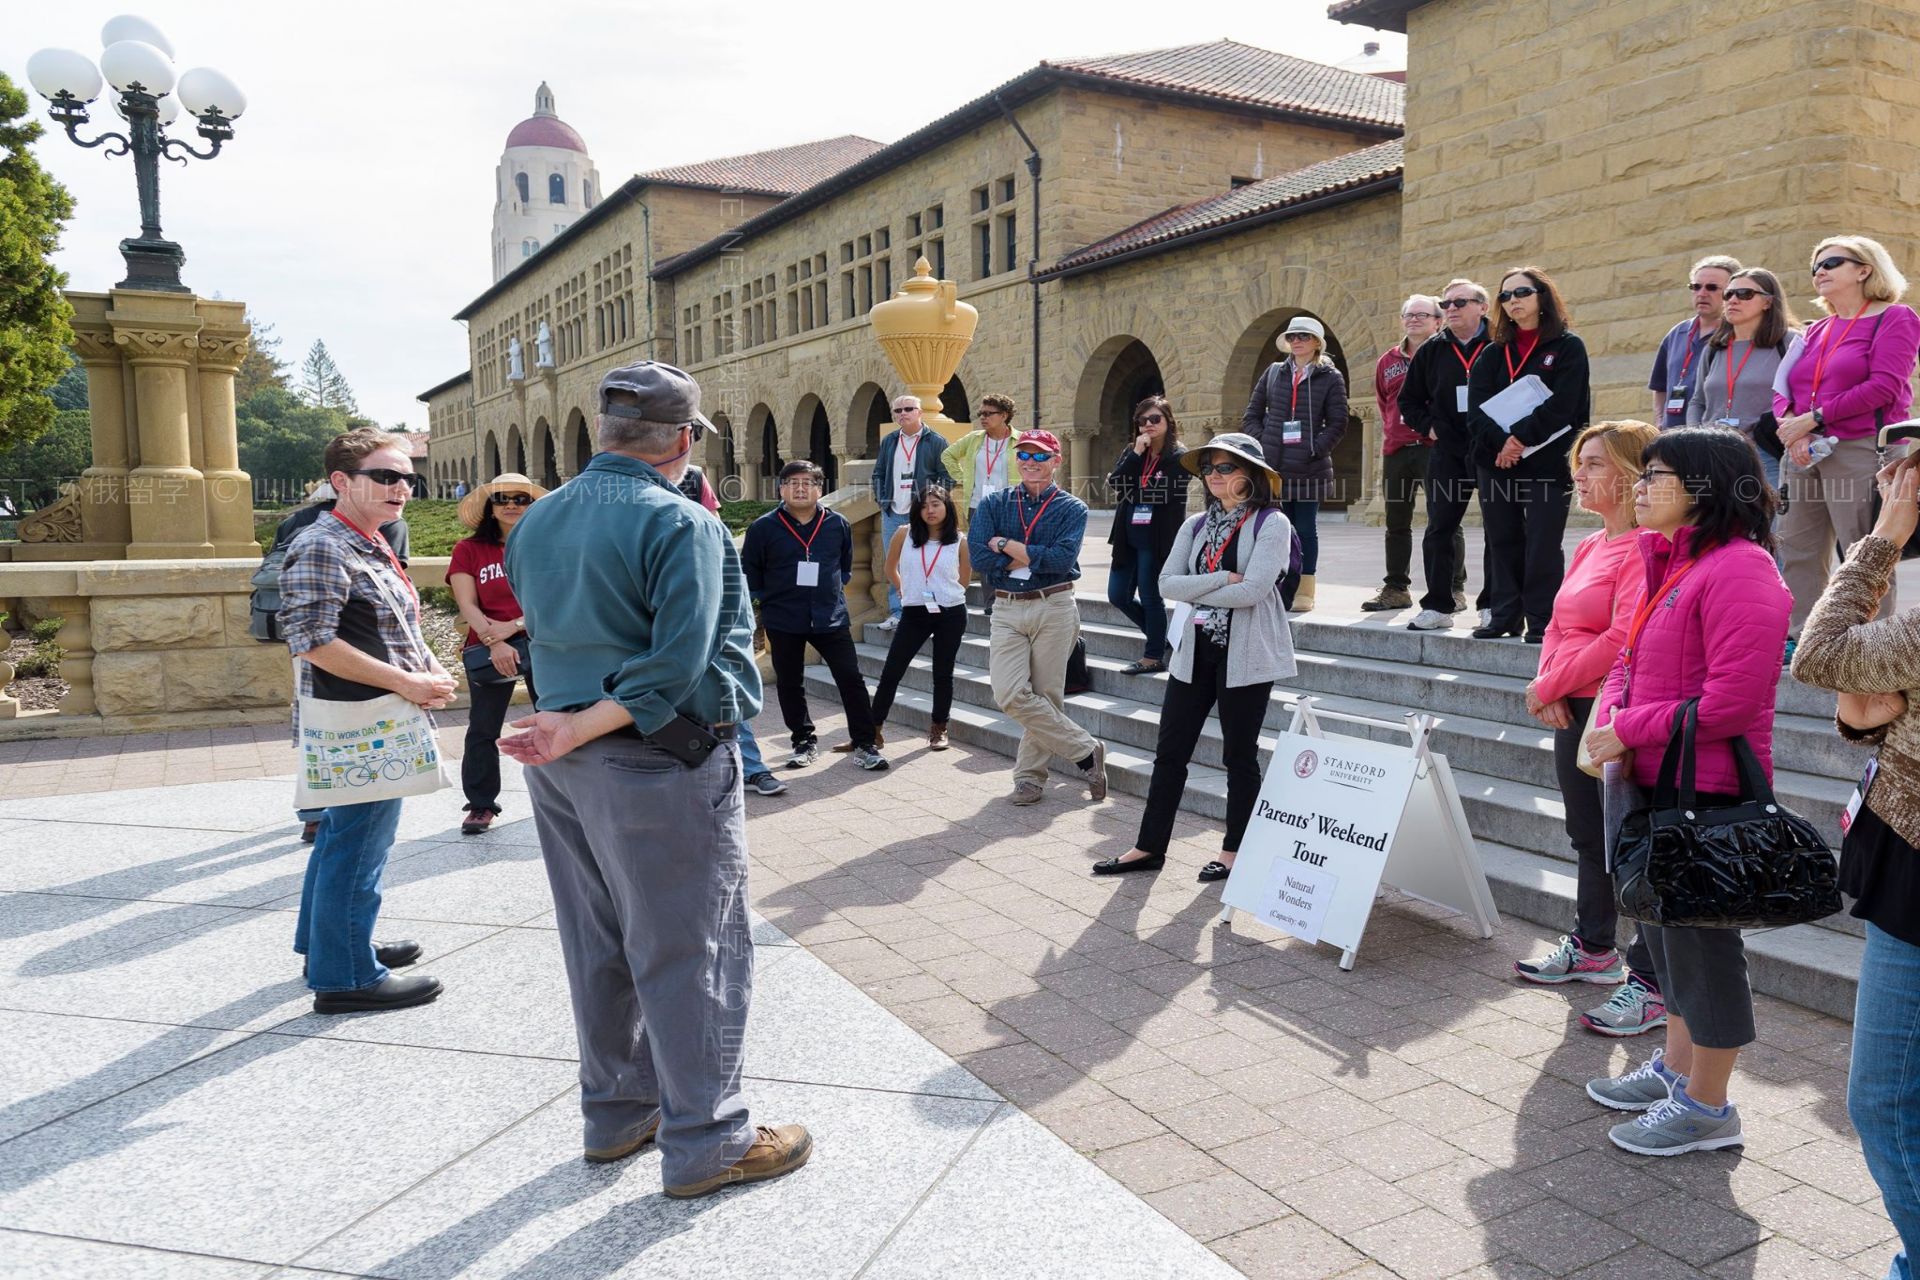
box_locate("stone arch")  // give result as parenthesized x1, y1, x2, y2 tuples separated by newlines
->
(565, 407, 591, 477)
(532, 417, 560, 489)
(710, 411, 739, 501)
(484, 431, 502, 479)
(848, 382, 891, 460)
(1222, 303, 1364, 509)
(793, 393, 837, 493)
(748, 403, 781, 500)
(1072, 336, 1166, 503)
(504, 424, 527, 478)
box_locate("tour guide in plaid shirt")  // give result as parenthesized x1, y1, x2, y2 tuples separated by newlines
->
(967, 429, 1108, 806)
(500, 360, 812, 1199)
(278, 429, 456, 1014)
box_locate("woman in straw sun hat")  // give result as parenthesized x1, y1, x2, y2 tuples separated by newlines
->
(450, 472, 548, 834)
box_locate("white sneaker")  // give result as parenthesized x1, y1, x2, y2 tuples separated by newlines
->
(874, 617, 898, 633)
(1478, 608, 1493, 630)
(1408, 609, 1454, 631)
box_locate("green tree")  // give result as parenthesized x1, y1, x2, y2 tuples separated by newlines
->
(234, 311, 289, 402)
(0, 406, 89, 508)
(0, 72, 78, 453)
(236, 387, 361, 487)
(49, 359, 88, 410)
(296, 339, 358, 414)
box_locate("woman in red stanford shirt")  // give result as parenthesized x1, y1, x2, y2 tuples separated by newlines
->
(450, 473, 546, 833)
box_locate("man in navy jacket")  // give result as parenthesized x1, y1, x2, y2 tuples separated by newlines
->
(743, 460, 888, 771)
(869, 395, 954, 629)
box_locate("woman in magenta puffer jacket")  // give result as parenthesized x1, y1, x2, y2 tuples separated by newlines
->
(1583, 427, 1790, 1159)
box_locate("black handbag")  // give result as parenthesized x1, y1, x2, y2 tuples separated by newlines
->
(1612, 698, 1840, 929)
(462, 633, 532, 687)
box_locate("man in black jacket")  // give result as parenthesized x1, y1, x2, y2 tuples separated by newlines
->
(1400, 279, 1493, 632)
(742, 460, 888, 772)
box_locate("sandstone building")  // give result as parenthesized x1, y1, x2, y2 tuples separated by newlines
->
(425, 2, 1920, 509)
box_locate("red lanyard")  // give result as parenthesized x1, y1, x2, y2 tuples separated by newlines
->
(983, 435, 1007, 480)
(1140, 447, 1162, 489)
(1451, 339, 1486, 378)
(899, 430, 923, 467)
(1622, 558, 1700, 669)
(1290, 366, 1307, 416)
(1016, 487, 1058, 541)
(1723, 341, 1757, 408)
(1202, 512, 1253, 572)
(777, 509, 822, 558)
(1505, 331, 1540, 382)
(918, 541, 944, 583)
(1676, 321, 1703, 382)
(1810, 304, 1871, 409)
(330, 511, 416, 604)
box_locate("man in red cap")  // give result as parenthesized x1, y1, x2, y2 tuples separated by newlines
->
(966, 430, 1107, 805)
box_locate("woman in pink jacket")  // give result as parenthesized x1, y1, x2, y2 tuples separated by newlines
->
(1514, 421, 1667, 1036)
(1582, 427, 1791, 1158)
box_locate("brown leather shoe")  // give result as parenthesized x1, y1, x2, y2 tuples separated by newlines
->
(301, 821, 321, 843)
(928, 720, 949, 750)
(664, 1124, 812, 1199)
(461, 808, 493, 835)
(584, 1115, 661, 1164)
(831, 727, 882, 752)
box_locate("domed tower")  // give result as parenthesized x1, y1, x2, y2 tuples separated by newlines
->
(491, 83, 602, 281)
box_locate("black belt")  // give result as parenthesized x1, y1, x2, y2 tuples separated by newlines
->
(607, 722, 738, 744)
(994, 582, 1074, 602)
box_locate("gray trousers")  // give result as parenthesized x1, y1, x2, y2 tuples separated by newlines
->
(527, 734, 756, 1186)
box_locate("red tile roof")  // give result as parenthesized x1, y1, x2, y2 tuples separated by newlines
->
(1048, 38, 1403, 130)
(1045, 139, 1404, 276)
(638, 135, 887, 197)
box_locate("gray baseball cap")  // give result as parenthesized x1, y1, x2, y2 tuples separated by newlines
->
(597, 360, 712, 436)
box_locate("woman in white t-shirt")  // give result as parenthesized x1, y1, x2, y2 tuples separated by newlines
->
(871, 485, 971, 750)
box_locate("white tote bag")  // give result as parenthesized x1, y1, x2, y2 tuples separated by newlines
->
(295, 691, 448, 809)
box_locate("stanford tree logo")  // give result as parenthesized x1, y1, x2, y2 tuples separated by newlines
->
(1293, 749, 1318, 779)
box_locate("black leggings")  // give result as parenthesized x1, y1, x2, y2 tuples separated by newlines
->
(1134, 633, 1272, 857)
(871, 605, 968, 724)
(463, 667, 537, 813)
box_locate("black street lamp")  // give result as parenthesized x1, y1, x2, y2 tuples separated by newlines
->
(27, 16, 246, 295)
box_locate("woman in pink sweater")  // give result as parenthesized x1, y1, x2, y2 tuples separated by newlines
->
(1514, 422, 1664, 1034)
(1582, 427, 1791, 1158)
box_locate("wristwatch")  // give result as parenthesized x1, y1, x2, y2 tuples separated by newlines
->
(993, 536, 1008, 552)
(1812, 408, 1826, 430)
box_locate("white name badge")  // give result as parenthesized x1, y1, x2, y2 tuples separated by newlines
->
(795, 560, 820, 587)
(1842, 756, 1879, 835)
(1131, 505, 1154, 525)
(1456, 386, 1470, 413)
(1283, 420, 1304, 445)
(1667, 386, 1688, 414)
(1716, 417, 1741, 429)
(1009, 565, 1032, 581)
(923, 595, 942, 613)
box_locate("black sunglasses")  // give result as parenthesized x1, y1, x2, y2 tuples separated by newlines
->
(1198, 462, 1242, 476)
(892, 406, 917, 415)
(1723, 287, 1769, 302)
(345, 467, 414, 487)
(1138, 414, 1166, 425)
(1438, 298, 1480, 310)
(1687, 282, 1723, 293)
(1813, 255, 1866, 276)
(490, 493, 534, 507)
(1497, 286, 1540, 303)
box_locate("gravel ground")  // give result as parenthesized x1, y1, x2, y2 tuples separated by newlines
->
(3, 634, 67, 711)
(420, 602, 467, 673)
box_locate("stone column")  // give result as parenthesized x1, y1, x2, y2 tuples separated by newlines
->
(1061, 428, 1096, 505)
(741, 458, 762, 504)
(20, 596, 95, 716)
(119, 323, 214, 560)
(195, 304, 257, 556)
(71, 325, 133, 549)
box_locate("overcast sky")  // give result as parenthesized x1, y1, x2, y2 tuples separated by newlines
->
(15, 3, 1405, 430)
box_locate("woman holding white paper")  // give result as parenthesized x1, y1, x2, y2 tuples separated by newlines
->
(1092, 433, 1297, 881)
(1467, 266, 1591, 642)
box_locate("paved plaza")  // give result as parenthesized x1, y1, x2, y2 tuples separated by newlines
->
(0, 515, 1909, 1279)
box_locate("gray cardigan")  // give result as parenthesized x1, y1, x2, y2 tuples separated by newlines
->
(1158, 507, 1300, 687)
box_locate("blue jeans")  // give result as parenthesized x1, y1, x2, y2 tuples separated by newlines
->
(294, 798, 403, 992)
(296, 807, 324, 823)
(1852, 921, 1920, 1280)
(1107, 555, 1168, 660)
(1282, 499, 1320, 574)
(737, 720, 768, 779)
(882, 511, 911, 617)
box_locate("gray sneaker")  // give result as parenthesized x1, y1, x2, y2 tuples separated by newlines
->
(1609, 1095, 1744, 1156)
(1586, 1050, 1680, 1112)
(1478, 608, 1493, 630)
(1080, 740, 1109, 801)
(1008, 780, 1044, 806)
(1408, 608, 1454, 631)
(747, 772, 788, 796)
(1581, 978, 1668, 1037)
(786, 745, 818, 769)
(852, 745, 890, 771)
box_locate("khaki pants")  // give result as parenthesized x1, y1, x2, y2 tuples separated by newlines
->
(1781, 436, 1894, 635)
(989, 591, 1097, 786)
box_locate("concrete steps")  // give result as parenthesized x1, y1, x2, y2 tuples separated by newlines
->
(799, 590, 1865, 1018)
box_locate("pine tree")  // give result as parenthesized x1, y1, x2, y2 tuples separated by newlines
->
(234, 311, 289, 402)
(297, 340, 358, 414)
(0, 72, 77, 453)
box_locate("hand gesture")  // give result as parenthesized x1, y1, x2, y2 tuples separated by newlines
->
(489, 639, 521, 678)
(499, 710, 586, 767)
(1583, 722, 1629, 766)
(399, 670, 458, 710)
(1133, 431, 1152, 454)
(1872, 456, 1920, 548)
(1496, 436, 1525, 469)
(1839, 690, 1908, 732)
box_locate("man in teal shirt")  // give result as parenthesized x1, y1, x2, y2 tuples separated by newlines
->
(501, 361, 811, 1200)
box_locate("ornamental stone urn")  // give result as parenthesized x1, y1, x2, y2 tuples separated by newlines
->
(868, 256, 979, 442)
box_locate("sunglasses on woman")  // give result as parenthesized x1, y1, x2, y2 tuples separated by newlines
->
(344, 467, 414, 487)
(1014, 450, 1053, 463)
(1137, 414, 1165, 426)
(1198, 462, 1243, 476)
(1813, 255, 1865, 275)
(490, 493, 534, 507)
(1497, 286, 1540, 303)
(1722, 287, 1769, 302)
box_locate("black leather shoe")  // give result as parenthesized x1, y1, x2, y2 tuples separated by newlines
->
(302, 939, 422, 979)
(1197, 860, 1233, 883)
(312, 972, 443, 1014)
(1524, 632, 1546, 645)
(1471, 621, 1523, 639)
(1092, 853, 1165, 876)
